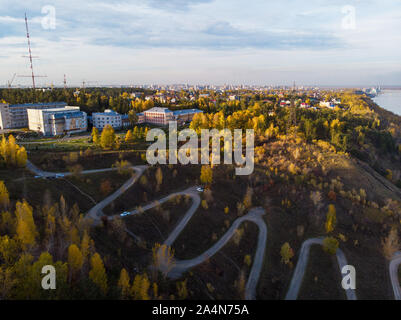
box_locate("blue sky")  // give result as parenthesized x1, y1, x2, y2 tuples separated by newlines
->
(0, 0, 401, 86)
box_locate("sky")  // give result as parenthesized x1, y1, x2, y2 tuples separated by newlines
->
(0, 0, 401, 87)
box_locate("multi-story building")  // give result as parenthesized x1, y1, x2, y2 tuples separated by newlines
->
(143, 107, 203, 126)
(92, 109, 122, 130)
(0, 102, 68, 130)
(27, 106, 87, 136)
(143, 107, 175, 125)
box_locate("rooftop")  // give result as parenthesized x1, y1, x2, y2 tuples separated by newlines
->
(144, 107, 173, 113)
(9, 102, 67, 108)
(172, 109, 203, 116)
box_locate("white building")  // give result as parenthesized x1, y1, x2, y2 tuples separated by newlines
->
(0, 102, 67, 130)
(92, 109, 122, 130)
(27, 106, 87, 136)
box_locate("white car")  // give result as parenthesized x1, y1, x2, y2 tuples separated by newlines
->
(34, 175, 42, 179)
(196, 187, 204, 192)
(55, 174, 65, 178)
(120, 211, 131, 217)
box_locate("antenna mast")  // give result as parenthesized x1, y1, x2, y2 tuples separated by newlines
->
(25, 13, 36, 89)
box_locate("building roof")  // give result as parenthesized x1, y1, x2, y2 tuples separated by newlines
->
(144, 107, 173, 114)
(9, 102, 67, 108)
(52, 111, 85, 119)
(92, 109, 121, 116)
(172, 109, 203, 116)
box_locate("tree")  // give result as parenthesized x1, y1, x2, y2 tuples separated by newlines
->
(91, 127, 100, 145)
(15, 200, 37, 250)
(200, 165, 213, 185)
(89, 253, 108, 295)
(131, 273, 150, 300)
(128, 109, 138, 126)
(0, 181, 10, 210)
(176, 279, 188, 299)
(67, 244, 83, 282)
(155, 167, 163, 191)
(280, 242, 294, 265)
(125, 130, 134, 143)
(100, 180, 113, 196)
(118, 268, 131, 299)
(100, 125, 116, 150)
(382, 227, 399, 260)
(152, 243, 175, 278)
(323, 237, 339, 255)
(325, 204, 337, 233)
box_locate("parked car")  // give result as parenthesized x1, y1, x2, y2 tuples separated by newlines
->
(55, 174, 65, 178)
(196, 187, 204, 192)
(120, 211, 131, 217)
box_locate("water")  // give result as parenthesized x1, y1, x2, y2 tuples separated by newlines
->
(373, 90, 401, 116)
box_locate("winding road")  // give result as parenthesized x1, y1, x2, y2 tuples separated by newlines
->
(390, 251, 401, 300)
(25, 159, 401, 300)
(285, 237, 357, 300)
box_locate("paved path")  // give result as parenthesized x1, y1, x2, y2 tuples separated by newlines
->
(285, 237, 357, 300)
(86, 165, 148, 221)
(389, 251, 401, 300)
(26, 160, 132, 178)
(167, 207, 267, 300)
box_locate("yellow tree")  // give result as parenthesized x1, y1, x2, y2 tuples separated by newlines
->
(200, 165, 213, 185)
(125, 130, 134, 143)
(325, 204, 337, 233)
(91, 127, 100, 145)
(15, 200, 37, 250)
(280, 242, 294, 265)
(89, 252, 108, 295)
(118, 268, 131, 299)
(100, 125, 116, 150)
(0, 181, 10, 209)
(68, 244, 83, 282)
(16, 146, 27, 167)
(155, 167, 163, 191)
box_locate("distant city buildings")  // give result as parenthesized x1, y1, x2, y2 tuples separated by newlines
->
(92, 109, 122, 130)
(0, 102, 67, 130)
(27, 106, 87, 136)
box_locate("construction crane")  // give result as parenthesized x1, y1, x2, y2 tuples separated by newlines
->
(18, 13, 46, 89)
(7, 73, 16, 89)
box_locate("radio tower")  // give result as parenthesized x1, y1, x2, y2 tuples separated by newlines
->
(25, 13, 36, 89)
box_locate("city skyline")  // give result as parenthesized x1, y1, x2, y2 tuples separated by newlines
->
(1, 0, 401, 87)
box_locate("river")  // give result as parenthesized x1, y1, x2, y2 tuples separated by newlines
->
(373, 90, 401, 116)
